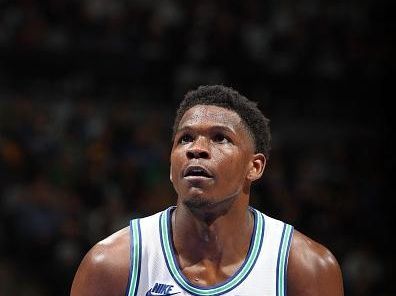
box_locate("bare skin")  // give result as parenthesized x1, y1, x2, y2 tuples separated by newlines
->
(288, 231, 344, 296)
(71, 227, 130, 296)
(71, 105, 344, 295)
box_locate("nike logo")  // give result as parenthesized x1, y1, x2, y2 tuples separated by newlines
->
(146, 283, 181, 295)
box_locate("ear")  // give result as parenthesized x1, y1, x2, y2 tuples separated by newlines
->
(247, 153, 266, 182)
(169, 163, 173, 183)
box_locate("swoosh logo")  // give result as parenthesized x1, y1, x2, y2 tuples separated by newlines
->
(145, 289, 181, 296)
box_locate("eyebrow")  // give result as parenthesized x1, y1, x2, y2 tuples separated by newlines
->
(176, 125, 237, 135)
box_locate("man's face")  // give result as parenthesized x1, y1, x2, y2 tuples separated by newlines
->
(170, 105, 263, 210)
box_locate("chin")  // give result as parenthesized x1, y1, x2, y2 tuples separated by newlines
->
(184, 195, 214, 210)
(183, 194, 237, 223)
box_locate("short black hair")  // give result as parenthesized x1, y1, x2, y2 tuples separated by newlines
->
(173, 85, 271, 158)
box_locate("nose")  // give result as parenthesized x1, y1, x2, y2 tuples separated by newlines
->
(186, 137, 210, 159)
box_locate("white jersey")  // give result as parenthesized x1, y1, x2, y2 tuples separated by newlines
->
(126, 207, 293, 296)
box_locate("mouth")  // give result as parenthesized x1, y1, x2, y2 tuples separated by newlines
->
(183, 165, 213, 179)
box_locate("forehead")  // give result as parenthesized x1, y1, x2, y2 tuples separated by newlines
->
(178, 105, 244, 130)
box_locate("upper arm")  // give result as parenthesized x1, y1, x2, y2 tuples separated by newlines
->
(71, 228, 130, 296)
(287, 230, 344, 296)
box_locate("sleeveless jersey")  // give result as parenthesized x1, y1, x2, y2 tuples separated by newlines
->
(126, 207, 293, 296)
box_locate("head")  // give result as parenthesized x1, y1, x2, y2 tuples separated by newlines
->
(173, 85, 271, 158)
(170, 85, 271, 216)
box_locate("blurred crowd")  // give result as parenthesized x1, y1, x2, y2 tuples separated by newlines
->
(0, 0, 390, 295)
(0, 0, 391, 97)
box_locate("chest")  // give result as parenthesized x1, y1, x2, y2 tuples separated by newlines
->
(125, 209, 292, 296)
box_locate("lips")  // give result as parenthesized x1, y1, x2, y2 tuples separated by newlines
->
(183, 165, 213, 178)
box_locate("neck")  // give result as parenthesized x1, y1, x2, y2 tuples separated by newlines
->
(172, 196, 254, 267)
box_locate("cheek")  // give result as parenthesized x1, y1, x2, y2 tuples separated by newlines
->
(214, 150, 248, 180)
(171, 162, 180, 177)
(170, 152, 182, 177)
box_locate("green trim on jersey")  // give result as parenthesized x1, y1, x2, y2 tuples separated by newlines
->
(276, 224, 293, 296)
(127, 219, 141, 296)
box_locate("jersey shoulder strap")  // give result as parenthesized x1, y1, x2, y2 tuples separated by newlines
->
(125, 210, 163, 296)
(276, 221, 293, 296)
(125, 218, 142, 296)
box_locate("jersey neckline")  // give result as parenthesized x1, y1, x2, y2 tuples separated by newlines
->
(159, 206, 265, 296)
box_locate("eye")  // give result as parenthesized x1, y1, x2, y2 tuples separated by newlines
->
(179, 133, 193, 144)
(213, 133, 229, 144)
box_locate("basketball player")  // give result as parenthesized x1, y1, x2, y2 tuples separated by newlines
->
(71, 85, 344, 295)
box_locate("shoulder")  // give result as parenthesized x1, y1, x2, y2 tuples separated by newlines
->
(71, 226, 131, 296)
(287, 230, 344, 296)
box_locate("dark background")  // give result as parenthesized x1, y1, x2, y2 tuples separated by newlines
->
(0, 0, 391, 295)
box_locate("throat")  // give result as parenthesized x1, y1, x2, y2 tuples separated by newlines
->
(183, 194, 238, 224)
(176, 222, 253, 287)
(171, 206, 255, 286)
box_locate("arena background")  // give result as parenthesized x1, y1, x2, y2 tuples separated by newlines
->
(0, 0, 391, 295)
